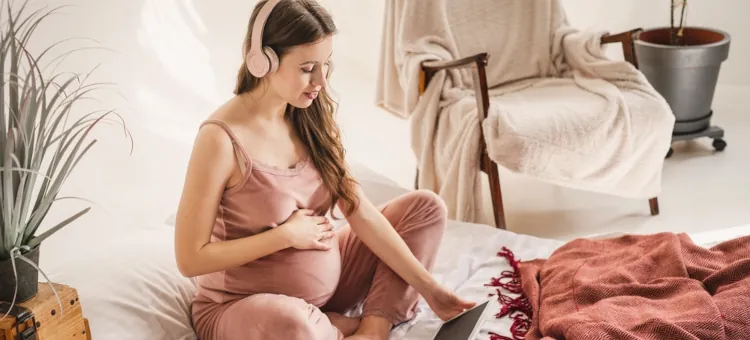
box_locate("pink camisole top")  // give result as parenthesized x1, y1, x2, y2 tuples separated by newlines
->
(193, 120, 342, 307)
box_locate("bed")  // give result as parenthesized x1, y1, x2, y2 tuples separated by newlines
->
(36, 161, 750, 340)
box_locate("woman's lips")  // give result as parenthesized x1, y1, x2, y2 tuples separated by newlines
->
(304, 91, 318, 100)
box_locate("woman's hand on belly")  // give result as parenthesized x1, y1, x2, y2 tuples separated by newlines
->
(276, 209, 336, 251)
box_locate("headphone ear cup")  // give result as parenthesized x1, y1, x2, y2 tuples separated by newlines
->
(246, 51, 270, 78)
(264, 46, 279, 75)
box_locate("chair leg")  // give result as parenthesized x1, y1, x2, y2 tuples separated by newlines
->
(486, 162, 507, 230)
(414, 168, 419, 189)
(649, 197, 659, 216)
(418, 164, 507, 229)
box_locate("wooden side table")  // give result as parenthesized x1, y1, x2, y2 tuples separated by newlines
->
(0, 283, 91, 340)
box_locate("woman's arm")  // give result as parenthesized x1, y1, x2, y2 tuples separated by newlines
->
(337, 185, 438, 294)
(338, 182, 476, 320)
(174, 124, 291, 278)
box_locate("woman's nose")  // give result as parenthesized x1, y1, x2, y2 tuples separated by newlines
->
(311, 67, 327, 89)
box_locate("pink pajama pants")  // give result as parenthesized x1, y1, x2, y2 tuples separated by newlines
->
(192, 190, 447, 340)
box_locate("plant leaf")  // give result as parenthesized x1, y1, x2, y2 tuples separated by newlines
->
(11, 172, 27, 246)
(1, 0, 131, 254)
(24, 139, 97, 239)
(25, 207, 90, 250)
(0, 166, 52, 180)
(2, 128, 16, 254)
(0, 20, 7, 156)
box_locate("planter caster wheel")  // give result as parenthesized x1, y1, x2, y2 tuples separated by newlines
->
(712, 138, 727, 152)
(666, 147, 674, 158)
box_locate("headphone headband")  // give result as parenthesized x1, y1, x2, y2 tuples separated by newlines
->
(249, 0, 280, 57)
(247, 0, 281, 77)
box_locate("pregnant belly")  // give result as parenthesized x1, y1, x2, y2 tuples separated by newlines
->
(223, 238, 342, 307)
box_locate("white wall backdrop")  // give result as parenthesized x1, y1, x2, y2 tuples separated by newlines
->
(18, 0, 749, 239)
(331, 0, 750, 87)
(563, 0, 750, 87)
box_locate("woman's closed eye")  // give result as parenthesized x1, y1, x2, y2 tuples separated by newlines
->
(301, 62, 331, 74)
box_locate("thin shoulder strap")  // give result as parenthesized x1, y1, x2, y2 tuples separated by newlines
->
(200, 120, 252, 173)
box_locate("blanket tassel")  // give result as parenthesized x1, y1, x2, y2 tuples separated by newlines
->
(485, 247, 531, 340)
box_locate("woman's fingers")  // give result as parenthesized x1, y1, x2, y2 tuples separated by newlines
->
(296, 209, 315, 216)
(314, 241, 333, 251)
(318, 230, 335, 240)
(312, 231, 335, 251)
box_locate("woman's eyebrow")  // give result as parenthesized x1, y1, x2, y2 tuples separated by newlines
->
(299, 52, 333, 65)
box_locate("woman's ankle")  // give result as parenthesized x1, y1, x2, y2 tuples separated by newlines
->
(353, 315, 392, 339)
(325, 312, 361, 337)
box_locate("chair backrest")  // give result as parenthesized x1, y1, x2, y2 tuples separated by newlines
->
(443, 0, 570, 87)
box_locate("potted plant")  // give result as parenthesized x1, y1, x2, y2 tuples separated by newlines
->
(1, 0, 129, 309)
(634, 0, 730, 153)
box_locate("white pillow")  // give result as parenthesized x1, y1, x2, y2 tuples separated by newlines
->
(42, 225, 197, 340)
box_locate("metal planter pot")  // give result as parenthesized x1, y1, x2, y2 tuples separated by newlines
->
(634, 27, 730, 135)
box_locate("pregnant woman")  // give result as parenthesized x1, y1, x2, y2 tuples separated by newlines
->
(174, 1, 475, 339)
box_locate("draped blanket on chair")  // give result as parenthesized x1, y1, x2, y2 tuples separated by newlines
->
(376, 0, 675, 223)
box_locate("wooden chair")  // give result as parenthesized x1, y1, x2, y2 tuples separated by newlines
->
(414, 28, 660, 230)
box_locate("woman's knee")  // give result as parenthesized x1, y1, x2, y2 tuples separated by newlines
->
(410, 189, 448, 225)
(218, 294, 340, 340)
(383, 189, 448, 235)
(265, 297, 338, 339)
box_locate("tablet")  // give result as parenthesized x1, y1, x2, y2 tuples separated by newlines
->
(431, 299, 495, 340)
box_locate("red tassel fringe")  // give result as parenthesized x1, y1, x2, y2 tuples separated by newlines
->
(485, 247, 532, 340)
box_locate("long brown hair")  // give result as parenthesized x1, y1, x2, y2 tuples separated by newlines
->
(235, 0, 359, 218)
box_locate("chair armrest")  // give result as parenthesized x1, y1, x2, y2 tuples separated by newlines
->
(418, 53, 492, 167)
(600, 28, 643, 68)
(421, 53, 489, 72)
(419, 53, 489, 95)
(600, 28, 642, 44)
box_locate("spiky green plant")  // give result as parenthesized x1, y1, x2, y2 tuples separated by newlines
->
(1, 0, 130, 262)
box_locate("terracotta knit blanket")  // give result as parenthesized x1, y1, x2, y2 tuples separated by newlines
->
(486, 233, 750, 340)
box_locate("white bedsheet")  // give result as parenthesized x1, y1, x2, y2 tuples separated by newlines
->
(31, 160, 750, 340)
(389, 220, 565, 339)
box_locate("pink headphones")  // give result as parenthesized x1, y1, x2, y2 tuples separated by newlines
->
(246, 0, 281, 78)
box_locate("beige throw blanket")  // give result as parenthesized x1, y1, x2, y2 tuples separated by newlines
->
(376, 0, 675, 223)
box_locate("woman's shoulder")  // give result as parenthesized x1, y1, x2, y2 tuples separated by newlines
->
(194, 101, 246, 159)
(198, 98, 248, 143)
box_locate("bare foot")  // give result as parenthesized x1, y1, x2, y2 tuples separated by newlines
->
(344, 315, 391, 340)
(344, 335, 382, 340)
(325, 312, 361, 337)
